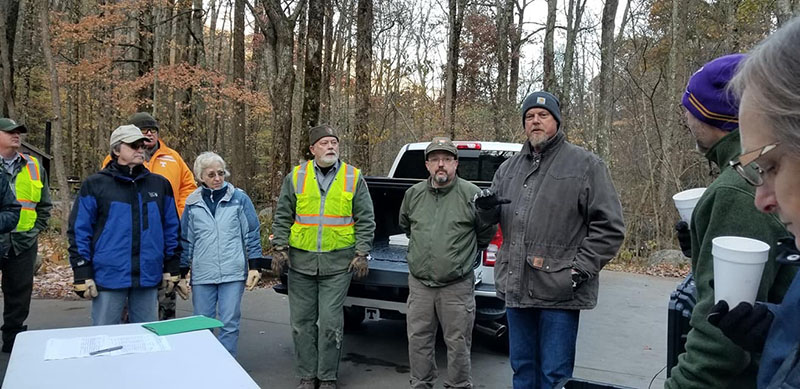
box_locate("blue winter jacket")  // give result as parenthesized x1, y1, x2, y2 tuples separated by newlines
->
(760, 271, 800, 387)
(180, 182, 262, 285)
(68, 162, 181, 289)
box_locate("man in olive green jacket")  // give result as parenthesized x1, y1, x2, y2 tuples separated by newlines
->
(271, 125, 375, 389)
(665, 55, 796, 389)
(399, 137, 497, 389)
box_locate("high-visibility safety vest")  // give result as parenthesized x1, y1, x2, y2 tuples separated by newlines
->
(289, 161, 359, 252)
(14, 153, 43, 232)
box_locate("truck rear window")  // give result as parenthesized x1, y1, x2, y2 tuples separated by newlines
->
(393, 149, 517, 182)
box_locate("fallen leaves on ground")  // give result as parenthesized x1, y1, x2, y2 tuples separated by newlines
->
(23, 232, 686, 300)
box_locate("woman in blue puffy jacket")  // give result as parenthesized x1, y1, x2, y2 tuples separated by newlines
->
(179, 152, 264, 356)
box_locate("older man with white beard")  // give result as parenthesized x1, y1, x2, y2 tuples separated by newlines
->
(271, 125, 375, 389)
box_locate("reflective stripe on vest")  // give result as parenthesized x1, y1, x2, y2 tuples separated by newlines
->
(289, 161, 359, 252)
(14, 154, 43, 232)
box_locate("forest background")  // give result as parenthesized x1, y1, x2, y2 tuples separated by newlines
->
(2, 0, 799, 265)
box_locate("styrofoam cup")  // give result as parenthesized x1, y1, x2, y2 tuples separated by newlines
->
(673, 188, 706, 226)
(712, 236, 770, 306)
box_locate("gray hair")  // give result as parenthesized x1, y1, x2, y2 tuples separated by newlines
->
(110, 141, 122, 158)
(193, 151, 230, 181)
(731, 17, 800, 155)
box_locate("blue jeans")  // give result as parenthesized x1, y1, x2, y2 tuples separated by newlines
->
(506, 307, 580, 389)
(192, 281, 245, 356)
(92, 287, 158, 326)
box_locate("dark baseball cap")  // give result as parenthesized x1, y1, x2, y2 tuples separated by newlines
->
(0, 118, 27, 133)
(425, 137, 458, 159)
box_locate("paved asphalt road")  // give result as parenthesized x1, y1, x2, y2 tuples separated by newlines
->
(0, 270, 679, 388)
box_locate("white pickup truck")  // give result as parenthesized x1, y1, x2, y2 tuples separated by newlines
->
(274, 140, 522, 350)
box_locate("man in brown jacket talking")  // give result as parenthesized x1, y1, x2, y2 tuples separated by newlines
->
(475, 91, 625, 389)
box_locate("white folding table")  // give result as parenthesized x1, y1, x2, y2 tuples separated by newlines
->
(2, 322, 260, 388)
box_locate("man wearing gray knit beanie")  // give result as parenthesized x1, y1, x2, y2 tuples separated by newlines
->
(474, 91, 625, 389)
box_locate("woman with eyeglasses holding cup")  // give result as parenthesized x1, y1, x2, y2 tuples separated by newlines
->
(707, 16, 800, 388)
(179, 152, 264, 356)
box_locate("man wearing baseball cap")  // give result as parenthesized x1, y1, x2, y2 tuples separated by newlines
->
(399, 137, 496, 388)
(101, 112, 195, 321)
(474, 92, 625, 388)
(271, 125, 375, 389)
(665, 55, 796, 388)
(0, 118, 50, 353)
(68, 125, 182, 325)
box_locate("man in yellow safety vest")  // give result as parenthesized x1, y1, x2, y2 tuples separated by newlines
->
(271, 125, 375, 389)
(0, 118, 51, 353)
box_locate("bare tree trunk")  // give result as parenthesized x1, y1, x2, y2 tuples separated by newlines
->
(191, 0, 206, 67)
(0, 0, 21, 118)
(247, 0, 304, 205)
(542, 0, 557, 92)
(132, 2, 154, 112)
(560, 0, 586, 135)
(509, 0, 530, 106)
(39, 1, 69, 237)
(596, 0, 618, 159)
(443, 0, 467, 138)
(319, 0, 334, 123)
(301, 0, 323, 160)
(493, 0, 512, 139)
(353, 0, 372, 171)
(232, 0, 247, 190)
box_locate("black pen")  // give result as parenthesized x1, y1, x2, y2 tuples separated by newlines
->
(89, 345, 123, 356)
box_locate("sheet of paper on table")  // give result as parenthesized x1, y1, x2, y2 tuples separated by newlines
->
(43, 333, 171, 360)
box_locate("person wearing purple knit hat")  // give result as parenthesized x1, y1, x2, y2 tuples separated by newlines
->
(665, 54, 797, 389)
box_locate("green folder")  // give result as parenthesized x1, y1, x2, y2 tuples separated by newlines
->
(142, 315, 224, 336)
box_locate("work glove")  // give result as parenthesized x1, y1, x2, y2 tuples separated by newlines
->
(73, 279, 98, 300)
(245, 270, 262, 291)
(707, 300, 773, 353)
(571, 268, 589, 291)
(349, 252, 369, 279)
(473, 189, 512, 210)
(161, 273, 179, 294)
(675, 221, 692, 258)
(271, 246, 289, 275)
(175, 278, 190, 300)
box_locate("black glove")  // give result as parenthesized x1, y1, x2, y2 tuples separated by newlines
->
(571, 268, 589, 291)
(675, 221, 692, 258)
(473, 189, 512, 210)
(707, 300, 773, 353)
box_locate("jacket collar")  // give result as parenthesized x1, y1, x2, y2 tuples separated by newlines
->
(426, 175, 458, 195)
(705, 129, 741, 170)
(522, 130, 565, 159)
(101, 161, 149, 182)
(186, 182, 234, 206)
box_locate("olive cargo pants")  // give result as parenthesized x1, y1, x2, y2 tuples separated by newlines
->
(407, 273, 476, 389)
(288, 268, 353, 381)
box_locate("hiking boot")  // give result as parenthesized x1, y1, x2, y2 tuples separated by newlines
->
(319, 380, 337, 389)
(296, 378, 316, 389)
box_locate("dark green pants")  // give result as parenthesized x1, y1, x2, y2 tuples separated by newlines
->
(288, 269, 352, 381)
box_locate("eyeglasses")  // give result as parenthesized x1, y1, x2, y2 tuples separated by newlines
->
(730, 142, 780, 186)
(127, 141, 146, 150)
(141, 128, 158, 134)
(427, 157, 456, 164)
(206, 170, 226, 179)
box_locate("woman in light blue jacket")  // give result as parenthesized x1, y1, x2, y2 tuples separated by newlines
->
(180, 152, 264, 356)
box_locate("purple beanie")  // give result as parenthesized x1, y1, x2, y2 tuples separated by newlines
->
(681, 54, 746, 131)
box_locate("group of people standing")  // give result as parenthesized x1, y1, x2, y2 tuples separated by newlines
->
(6, 15, 800, 389)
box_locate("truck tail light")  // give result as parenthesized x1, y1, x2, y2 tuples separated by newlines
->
(482, 227, 503, 266)
(455, 142, 482, 150)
